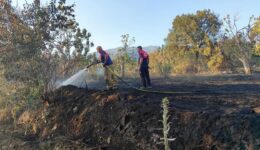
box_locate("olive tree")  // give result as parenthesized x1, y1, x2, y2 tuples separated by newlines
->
(223, 15, 255, 75)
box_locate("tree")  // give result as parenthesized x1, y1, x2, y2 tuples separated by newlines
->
(118, 34, 135, 78)
(149, 46, 173, 77)
(251, 17, 260, 55)
(165, 9, 223, 73)
(168, 10, 221, 50)
(223, 15, 255, 75)
(48, 0, 93, 75)
(0, 0, 19, 53)
(0, 0, 93, 99)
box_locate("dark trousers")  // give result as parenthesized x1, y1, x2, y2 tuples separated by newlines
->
(140, 67, 151, 87)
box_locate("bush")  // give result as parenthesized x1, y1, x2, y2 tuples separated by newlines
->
(207, 53, 224, 73)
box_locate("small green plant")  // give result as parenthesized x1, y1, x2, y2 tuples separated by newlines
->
(161, 97, 175, 150)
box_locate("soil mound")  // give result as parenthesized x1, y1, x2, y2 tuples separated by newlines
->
(16, 86, 260, 149)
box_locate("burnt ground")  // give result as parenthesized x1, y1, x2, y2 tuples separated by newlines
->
(0, 74, 260, 150)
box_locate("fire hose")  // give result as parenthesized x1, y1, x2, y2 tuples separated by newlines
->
(105, 67, 194, 94)
(86, 62, 183, 94)
(86, 63, 247, 95)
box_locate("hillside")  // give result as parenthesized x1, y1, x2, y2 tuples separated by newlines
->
(1, 75, 259, 149)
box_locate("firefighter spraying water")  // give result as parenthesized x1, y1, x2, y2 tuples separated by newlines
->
(59, 46, 117, 90)
(60, 46, 154, 91)
(88, 46, 117, 90)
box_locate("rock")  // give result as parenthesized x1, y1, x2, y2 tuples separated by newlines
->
(51, 123, 58, 131)
(107, 94, 120, 102)
(107, 136, 111, 144)
(73, 106, 78, 113)
(127, 95, 135, 101)
(95, 95, 102, 101)
(253, 107, 260, 114)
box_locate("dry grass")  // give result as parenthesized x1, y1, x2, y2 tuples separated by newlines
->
(0, 108, 12, 122)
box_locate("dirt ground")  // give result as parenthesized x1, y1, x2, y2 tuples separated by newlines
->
(0, 74, 260, 150)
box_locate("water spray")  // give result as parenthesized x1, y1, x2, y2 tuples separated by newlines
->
(57, 61, 105, 89)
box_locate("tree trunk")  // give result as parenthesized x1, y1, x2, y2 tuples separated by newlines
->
(239, 58, 252, 75)
(120, 50, 126, 78)
(195, 51, 200, 73)
(121, 60, 125, 78)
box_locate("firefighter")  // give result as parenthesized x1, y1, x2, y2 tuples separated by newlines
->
(137, 46, 152, 89)
(96, 46, 117, 90)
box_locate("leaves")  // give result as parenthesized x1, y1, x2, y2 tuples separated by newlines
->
(169, 9, 221, 51)
(160, 9, 224, 73)
(0, 0, 94, 98)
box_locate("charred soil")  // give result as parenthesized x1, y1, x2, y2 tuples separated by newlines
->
(1, 75, 260, 150)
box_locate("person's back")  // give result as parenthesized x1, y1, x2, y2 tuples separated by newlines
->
(98, 50, 113, 66)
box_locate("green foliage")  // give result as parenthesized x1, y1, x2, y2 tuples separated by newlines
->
(251, 17, 260, 56)
(114, 34, 136, 77)
(149, 10, 225, 75)
(113, 52, 137, 77)
(207, 52, 224, 72)
(160, 9, 225, 74)
(149, 48, 173, 76)
(172, 51, 198, 74)
(0, 0, 93, 106)
(168, 9, 221, 50)
(150, 10, 260, 75)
